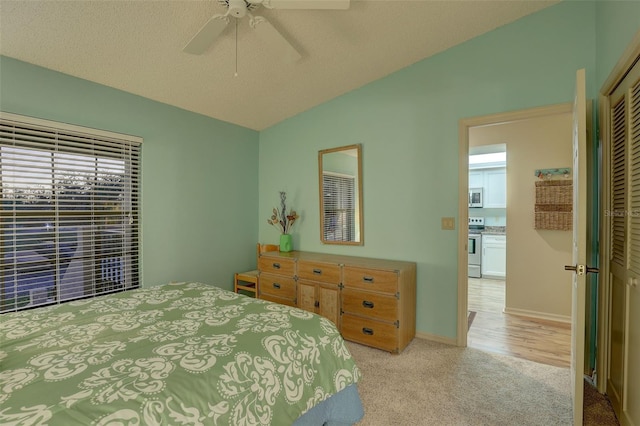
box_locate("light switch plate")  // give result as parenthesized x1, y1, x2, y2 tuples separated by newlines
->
(441, 217, 455, 230)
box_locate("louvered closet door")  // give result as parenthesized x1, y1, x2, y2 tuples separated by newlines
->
(624, 59, 640, 426)
(608, 78, 628, 416)
(607, 56, 640, 425)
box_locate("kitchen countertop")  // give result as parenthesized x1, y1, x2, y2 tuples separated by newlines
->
(481, 226, 506, 235)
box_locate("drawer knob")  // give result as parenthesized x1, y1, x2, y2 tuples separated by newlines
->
(272, 283, 281, 289)
(362, 300, 374, 309)
(272, 263, 281, 269)
(362, 327, 374, 335)
(313, 269, 322, 275)
(363, 276, 374, 283)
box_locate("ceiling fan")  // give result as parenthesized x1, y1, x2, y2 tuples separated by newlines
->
(183, 0, 350, 62)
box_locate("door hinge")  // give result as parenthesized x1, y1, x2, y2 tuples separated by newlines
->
(394, 320, 400, 329)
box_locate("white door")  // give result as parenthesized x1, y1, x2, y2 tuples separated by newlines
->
(566, 68, 588, 426)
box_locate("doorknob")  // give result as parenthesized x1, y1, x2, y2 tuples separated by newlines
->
(564, 264, 599, 275)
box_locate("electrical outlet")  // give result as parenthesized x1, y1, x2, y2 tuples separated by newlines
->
(441, 217, 455, 230)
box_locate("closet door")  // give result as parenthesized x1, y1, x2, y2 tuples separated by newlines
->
(607, 73, 628, 418)
(624, 61, 640, 426)
(606, 56, 640, 426)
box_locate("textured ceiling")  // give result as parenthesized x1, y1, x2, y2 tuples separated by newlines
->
(0, 0, 558, 131)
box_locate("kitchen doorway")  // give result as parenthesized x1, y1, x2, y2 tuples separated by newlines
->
(458, 104, 575, 368)
(467, 144, 511, 360)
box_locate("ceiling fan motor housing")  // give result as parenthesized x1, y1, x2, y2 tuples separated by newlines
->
(228, 0, 249, 18)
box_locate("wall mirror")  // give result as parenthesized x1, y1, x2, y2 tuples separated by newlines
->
(318, 144, 363, 245)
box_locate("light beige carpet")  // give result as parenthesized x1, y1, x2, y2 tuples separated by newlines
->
(348, 338, 572, 425)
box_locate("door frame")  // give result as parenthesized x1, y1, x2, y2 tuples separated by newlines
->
(457, 103, 573, 346)
(597, 30, 640, 395)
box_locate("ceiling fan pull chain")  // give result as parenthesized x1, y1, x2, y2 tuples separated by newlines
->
(234, 18, 238, 77)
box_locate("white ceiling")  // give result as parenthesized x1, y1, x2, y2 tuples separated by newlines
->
(0, 0, 558, 131)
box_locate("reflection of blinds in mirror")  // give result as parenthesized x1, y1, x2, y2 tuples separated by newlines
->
(322, 172, 355, 242)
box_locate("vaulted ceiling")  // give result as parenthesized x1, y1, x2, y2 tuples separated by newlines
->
(0, 0, 558, 130)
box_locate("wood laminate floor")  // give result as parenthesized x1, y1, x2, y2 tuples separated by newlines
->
(467, 277, 571, 368)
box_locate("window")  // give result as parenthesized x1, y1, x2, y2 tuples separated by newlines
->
(0, 113, 141, 312)
(322, 172, 355, 242)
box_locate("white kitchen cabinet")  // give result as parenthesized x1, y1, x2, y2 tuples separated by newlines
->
(483, 168, 506, 208)
(482, 234, 506, 279)
(469, 171, 484, 189)
(468, 167, 506, 208)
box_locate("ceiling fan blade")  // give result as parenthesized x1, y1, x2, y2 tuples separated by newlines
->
(183, 14, 230, 55)
(250, 16, 302, 63)
(254, 0, 350, 10)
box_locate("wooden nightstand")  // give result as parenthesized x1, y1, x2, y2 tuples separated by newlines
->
(235, 243, 280, 297)
(234, 270, 259, 297)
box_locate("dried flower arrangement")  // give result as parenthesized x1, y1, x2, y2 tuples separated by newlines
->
(267, 191, 299, 235)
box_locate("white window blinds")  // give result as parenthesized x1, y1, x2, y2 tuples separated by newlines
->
(322, 172, 355, 242)
(0, 113, 141, 312)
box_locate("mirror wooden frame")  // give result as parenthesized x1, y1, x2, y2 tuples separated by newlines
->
(318, 144, 363, 245)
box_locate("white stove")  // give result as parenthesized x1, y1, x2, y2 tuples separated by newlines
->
(468, 217, 484, 278)
(468, 217, 485, 233)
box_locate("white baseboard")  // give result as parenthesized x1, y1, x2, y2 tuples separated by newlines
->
(415, 331, 457, 346)
(503, 307, 571, 324)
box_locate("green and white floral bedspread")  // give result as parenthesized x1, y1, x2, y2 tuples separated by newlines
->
(0, 282, 361, 425)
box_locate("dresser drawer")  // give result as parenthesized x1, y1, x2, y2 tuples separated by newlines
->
(342, 288, 398, 323)
(341, 314, 398, 353)
(297, 260, 341, 284)
(258, 256, 296, 277)
(259, 293, 297, 308)
(343, 266, 398, 294)
(259, 273, 296, 300)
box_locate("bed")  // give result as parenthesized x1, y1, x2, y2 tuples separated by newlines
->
(0, 282, 363, 425)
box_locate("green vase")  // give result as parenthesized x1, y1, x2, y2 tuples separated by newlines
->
(280, 234, 293, 252)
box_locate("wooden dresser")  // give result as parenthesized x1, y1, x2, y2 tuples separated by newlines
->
(258, 251, 416, 353)
(257, 253, 297, 307)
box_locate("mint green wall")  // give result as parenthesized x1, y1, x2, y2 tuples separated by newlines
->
(1, 0, 636, 341)
(259, 1, 597, 339)
(0, 56, 260, 289)
(324, 150, 358, 176)
(595, 0, 640, 88)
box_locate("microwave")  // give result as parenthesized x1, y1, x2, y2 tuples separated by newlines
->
(469, 188, 483, 208)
